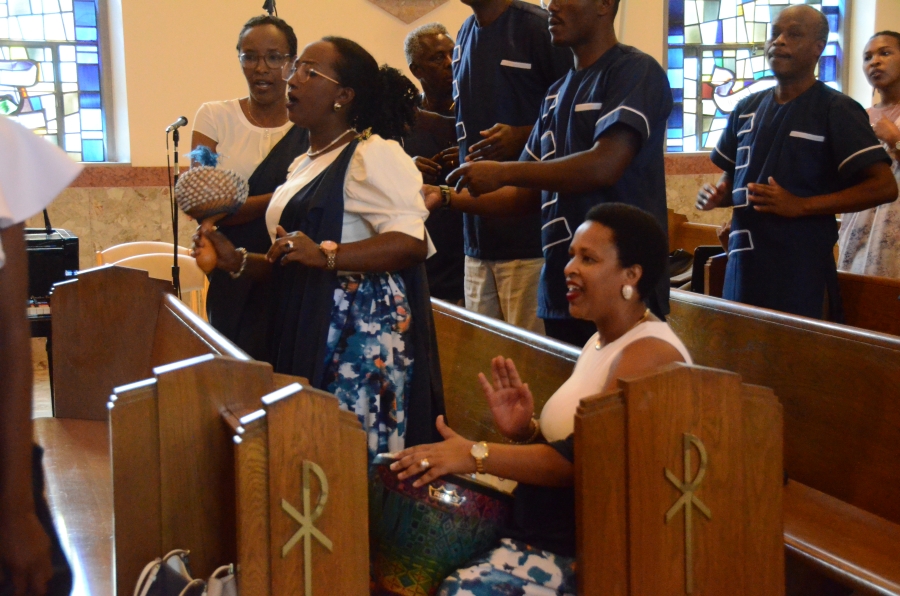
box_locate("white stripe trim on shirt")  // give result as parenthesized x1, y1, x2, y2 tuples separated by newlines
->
(525, 144, 540, 161)
(500, 59, 532, 69)
(713, 145, 735, 164)
(789, 130, 825, 142)
(595, 106, 650, 138)
(574, 102, 603, 112)
(838, 145, 883, 171)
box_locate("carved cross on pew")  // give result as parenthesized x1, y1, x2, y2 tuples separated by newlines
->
(665, 433, 712, 594)
(281, 460, 334, 596)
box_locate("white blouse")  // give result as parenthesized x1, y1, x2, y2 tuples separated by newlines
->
(265, 135, 434, 255)
(192, 99, 294, 182)
(539, 322, 693, 442)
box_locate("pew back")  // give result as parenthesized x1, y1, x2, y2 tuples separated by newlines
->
(432, 300, 579, 443)
(668, 289, 900, 525)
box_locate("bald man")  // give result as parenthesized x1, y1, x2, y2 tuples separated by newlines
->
(697, 5, 896, 319)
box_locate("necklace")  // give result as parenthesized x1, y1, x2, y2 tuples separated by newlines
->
(243, 98, 287, 129)
(595, 308, 651, 351)
(307, 128, 356, 158)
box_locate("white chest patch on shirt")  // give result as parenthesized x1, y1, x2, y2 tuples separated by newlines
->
(574, 103, 603, 112)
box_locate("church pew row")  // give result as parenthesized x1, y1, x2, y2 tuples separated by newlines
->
(704, 253, 900, 338)
(432, 297, 900, 595)
(51, 265, 788, 594)
(667, 290, 900, 594)
(667, 209, 721, 255)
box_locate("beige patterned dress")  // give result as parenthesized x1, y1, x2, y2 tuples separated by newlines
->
(838, 104, 900, 278)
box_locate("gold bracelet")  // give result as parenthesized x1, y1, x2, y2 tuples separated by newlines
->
(510, 418, 541, 445)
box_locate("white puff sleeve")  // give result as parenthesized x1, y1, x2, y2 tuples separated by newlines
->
(343, 136, 435, 256)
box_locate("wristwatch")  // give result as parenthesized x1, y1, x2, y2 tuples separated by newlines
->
(319, 240, 339, 270)
(438, 185, 452, 207)
(470, 441, 489, 474)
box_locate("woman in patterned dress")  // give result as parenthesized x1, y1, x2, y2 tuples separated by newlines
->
(391, 204, 692, 595)
(194, 37, 444, 459)
(838, 31, 900, 278)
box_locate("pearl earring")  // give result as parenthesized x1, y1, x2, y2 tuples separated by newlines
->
(621, 285, 634, 300)
(334, 102, 342, 111)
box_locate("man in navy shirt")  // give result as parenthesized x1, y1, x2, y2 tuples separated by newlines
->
(453, 0, 572, 334)
(430, 0, 672, 347)
(697, 5, 896, 319)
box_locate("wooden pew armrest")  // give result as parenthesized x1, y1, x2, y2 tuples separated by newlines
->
(784, 480, 900, 596)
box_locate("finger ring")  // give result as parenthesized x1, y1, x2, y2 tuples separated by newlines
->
(420, 458, 430, 470)
(285, 240, 294, 251)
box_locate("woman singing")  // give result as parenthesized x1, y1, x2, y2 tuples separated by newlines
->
(191, 15, 308, 360)
(391, 204, 692, 595)
(838, 30, 900, 278)
(196, 37, 444, 458)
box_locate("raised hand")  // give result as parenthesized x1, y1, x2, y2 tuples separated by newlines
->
(477, 356, 535, 441)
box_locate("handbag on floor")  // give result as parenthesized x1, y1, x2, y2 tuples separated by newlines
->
(205, 565, 237, 596)
(133, 549, 205, 596)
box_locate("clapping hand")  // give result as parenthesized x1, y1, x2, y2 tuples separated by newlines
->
(478, 356, 535, 442)
(696, 180, 729, 211)
(748, 177, 806, 217)
(872, 116, 900, 149)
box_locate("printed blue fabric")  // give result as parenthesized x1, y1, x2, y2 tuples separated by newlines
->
(322, 272, 414, 459)
(437, 538, 576, 596)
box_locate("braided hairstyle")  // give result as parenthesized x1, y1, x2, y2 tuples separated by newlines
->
(323, 36, 419, 142)
(872, 30, 900, 50)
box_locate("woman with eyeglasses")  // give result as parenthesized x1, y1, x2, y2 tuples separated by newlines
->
(190, 15, 309, 361)
(194, 37, 444, 458)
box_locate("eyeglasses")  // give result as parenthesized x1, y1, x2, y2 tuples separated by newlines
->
(281, 59, 342, 85)
(239, 52, 292, 70)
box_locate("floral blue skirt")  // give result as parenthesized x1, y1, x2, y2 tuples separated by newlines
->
(437, 538, 577, 596)
(322, 272, 414, 460)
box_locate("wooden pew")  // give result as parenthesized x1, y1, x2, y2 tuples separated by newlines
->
(703, 253, 900, 336)
(668, 290, 900, 594)
(52, 266, 369, 595)
(434, 298, 900, 595)
(667, 209, 721, 254)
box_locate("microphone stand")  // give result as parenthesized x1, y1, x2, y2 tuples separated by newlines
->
(167, 129, 182, 298)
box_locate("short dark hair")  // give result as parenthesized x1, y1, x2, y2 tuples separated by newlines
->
(236, 15, 298, 57)
(871, 30, 900, 49)
(584, 203, 667, 300)
(323, 36, 419, 141)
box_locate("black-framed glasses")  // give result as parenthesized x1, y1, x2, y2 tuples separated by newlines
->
(281, 59, 342, 85)
(239, 52, 292, 70)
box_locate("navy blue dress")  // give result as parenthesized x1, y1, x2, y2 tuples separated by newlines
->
(522, 44, 672, 322)
(710, 82, 890, 319)
(453, 0, 572, 261)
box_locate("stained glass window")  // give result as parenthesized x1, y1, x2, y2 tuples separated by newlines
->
(666, 0, 845, 153)
(0, 0, 106, 161)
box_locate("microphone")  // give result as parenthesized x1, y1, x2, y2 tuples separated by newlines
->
(165, 116, 188, 133)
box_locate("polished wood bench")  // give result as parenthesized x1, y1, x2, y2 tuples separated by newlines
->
(703, 252, 900, 337)
(669, 290, 900, 594)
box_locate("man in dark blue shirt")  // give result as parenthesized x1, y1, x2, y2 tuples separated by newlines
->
(453, 0, 572, 334)
(429, 0, 671, 347)
(697, 5, 896, 319)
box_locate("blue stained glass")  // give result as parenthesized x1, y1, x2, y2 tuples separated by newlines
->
(668, 146, 683, 152)
(76, 51, 97, 63)
(79, 91, 100, 108)
(821, 56, 836, 82)
(669, 0, 684, 21)
(669, 48, 684, 68)
(668, 68, 684, 89)
(73, 1, 96, 26)
(826, 14, 837, 32)
(669, 107, 684, 128)
(672, 88, 684, 102)
(669, 35, 685, 45)
(668, 128, 684, 139)
(82, 138, 103, 161)
(29, 96, 41, 109)
(716, 21, 723, 44)
(74, 25, 95, 40)
(75, 63, 98, 90)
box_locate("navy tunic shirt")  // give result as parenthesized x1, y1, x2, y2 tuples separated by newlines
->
(710, 81, 890, 319)
(453, 0, 572, 261)
(523, 44, 672, 320)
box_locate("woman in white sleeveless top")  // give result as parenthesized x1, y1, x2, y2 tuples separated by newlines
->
(391, 203, 692, 595)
